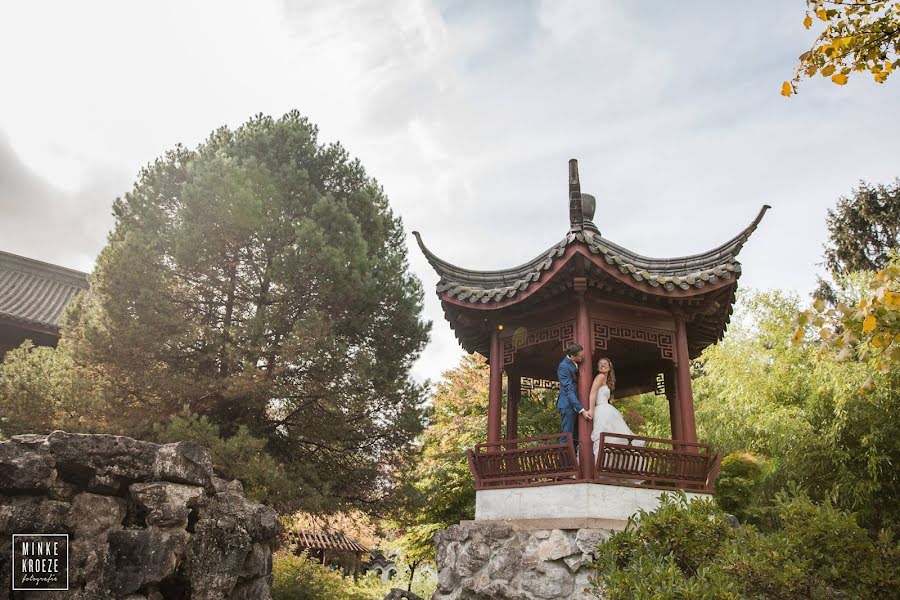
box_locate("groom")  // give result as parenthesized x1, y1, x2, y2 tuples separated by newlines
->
(557, 343, 591, 447)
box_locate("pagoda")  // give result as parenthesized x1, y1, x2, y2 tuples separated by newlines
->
(415, 159, 768, 527)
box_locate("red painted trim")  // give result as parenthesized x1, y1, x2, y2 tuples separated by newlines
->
(674, 316, 698, 444)
(487, 328, 503, 444)
(575, 291, 594, 480)
(506, 369, 520, 441)
(438, 244, 739, 311)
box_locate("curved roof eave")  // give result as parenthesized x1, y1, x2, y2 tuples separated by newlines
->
(413, 204, 770, 301)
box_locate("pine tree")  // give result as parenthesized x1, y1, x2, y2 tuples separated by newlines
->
(63, 111, 430, 512)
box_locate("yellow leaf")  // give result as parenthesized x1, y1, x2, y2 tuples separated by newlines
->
(821, 64, 836, 77)
(804, 13, 812, 29)
(862, 314, 877, 334)
(874, 71, 889, 83)
(781, 81, 793, 96)
(832, 73, 848, 85)
(816, 8, 827, 20)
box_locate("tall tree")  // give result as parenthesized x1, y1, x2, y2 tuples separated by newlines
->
(22, 112, 430, 513)
(814, 178, 899, 303)
(823, 179, 900, 275)
(783, 0, 900, 95)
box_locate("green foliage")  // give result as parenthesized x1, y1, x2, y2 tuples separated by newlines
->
(785, 1, 900, 94)
(798, 255, 900, 378)
(688, 289, 900, 531)
(272, 551, 432, 600)
(823, 180, 900, 276)
(592, 492, 900, 599)
(151, 413, 296, 505)
(714, 452, 766, 523)
(0, 111, 431, 514)
(0, 338, 105, 436)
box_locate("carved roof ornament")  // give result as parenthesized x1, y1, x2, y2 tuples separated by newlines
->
(568, 159, 599, 236)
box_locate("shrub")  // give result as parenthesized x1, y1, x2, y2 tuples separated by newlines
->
(591, 491, 900, 599)
(714, 452, 766, 523)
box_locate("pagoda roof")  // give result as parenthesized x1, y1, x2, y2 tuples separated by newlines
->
(0, 250, 89, 334)
(414, 204, 768, 306)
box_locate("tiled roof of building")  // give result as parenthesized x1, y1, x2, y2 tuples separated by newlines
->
(285, 530, 369, 554)
(0, 250, 89, 333)
(414, 205, 769, 306)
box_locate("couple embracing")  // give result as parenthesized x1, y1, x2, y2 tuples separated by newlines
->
(556, 343, 642, 463)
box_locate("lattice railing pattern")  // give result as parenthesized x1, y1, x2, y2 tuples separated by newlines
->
(468, 434, 578, 489)
(595, 433, 719, 491)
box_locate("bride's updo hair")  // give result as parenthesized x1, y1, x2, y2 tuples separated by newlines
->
(597, 357, 616, 392)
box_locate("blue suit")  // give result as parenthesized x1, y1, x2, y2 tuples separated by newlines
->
(556, 357, 584, 446)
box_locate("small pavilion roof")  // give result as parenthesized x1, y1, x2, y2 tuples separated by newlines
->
(285, 529, 369, 554)
(0, 250, 89, 334)
(414, 204, 769, 306)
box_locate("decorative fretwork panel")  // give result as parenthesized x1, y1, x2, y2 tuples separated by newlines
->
(592, 320, 675, 361)
(520, 377, 560, 391)
(502, 321, 575, 366)
(655, 372, 666, 395)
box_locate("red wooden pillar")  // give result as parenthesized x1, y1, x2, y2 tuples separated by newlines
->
(574, 278, 594, 479)
(673, 315, 698, 444)
(505, 368, 520, 441)
(487, 326, 503, 445)
(665, 365, 682, 441)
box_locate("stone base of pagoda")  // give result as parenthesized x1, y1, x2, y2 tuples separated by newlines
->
(474, 482, 708, 530)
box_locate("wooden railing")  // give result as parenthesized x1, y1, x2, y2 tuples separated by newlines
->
(595, 433, 721, 492)
(467, 433, 721, 493)
(468, 433, 578, 489)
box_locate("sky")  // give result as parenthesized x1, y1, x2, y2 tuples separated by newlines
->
(1, 0, 898, 384)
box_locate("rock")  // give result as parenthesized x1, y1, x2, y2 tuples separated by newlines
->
(518, 559, 574, 598)
(213, 476, 244, 494)
(129, 481, 204, 528)
(187, 496, 259, 599)
(574, 528, 611, 558)
(67, 493, 126, 537)
(536, 530, 576, 562)
(1, 431, 280, 599)
(206, 492, 282, 542)
(153, 441, 215, 489)
(0, 440, 56, 492)
(433, 522, 606, 600)
(46, 431, 160, 493)
(240, 543, 272, 580)
(0, 496, 69, 534)
(105, 527, 188, 595)
(230, 577, 273, 600)
(457, 541, 491, 577)
(383, 590, 424, 600)
(563, 552, 584, 572)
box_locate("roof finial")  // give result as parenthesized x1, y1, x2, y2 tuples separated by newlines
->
(569, 159, 584, 231)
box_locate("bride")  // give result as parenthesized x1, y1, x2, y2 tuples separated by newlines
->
(587, 357, 645, 464)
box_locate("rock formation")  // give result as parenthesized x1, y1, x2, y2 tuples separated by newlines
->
(0, 431, 281, 599)
(432, 522, 610, 600)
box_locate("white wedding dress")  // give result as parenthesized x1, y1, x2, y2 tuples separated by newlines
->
(591, 385, 645, 464)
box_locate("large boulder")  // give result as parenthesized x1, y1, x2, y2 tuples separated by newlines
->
(0, 431, 281, 599)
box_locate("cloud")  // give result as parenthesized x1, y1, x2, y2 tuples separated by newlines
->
(0, 0, 898, 383)
(0, 132, 127, 271)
